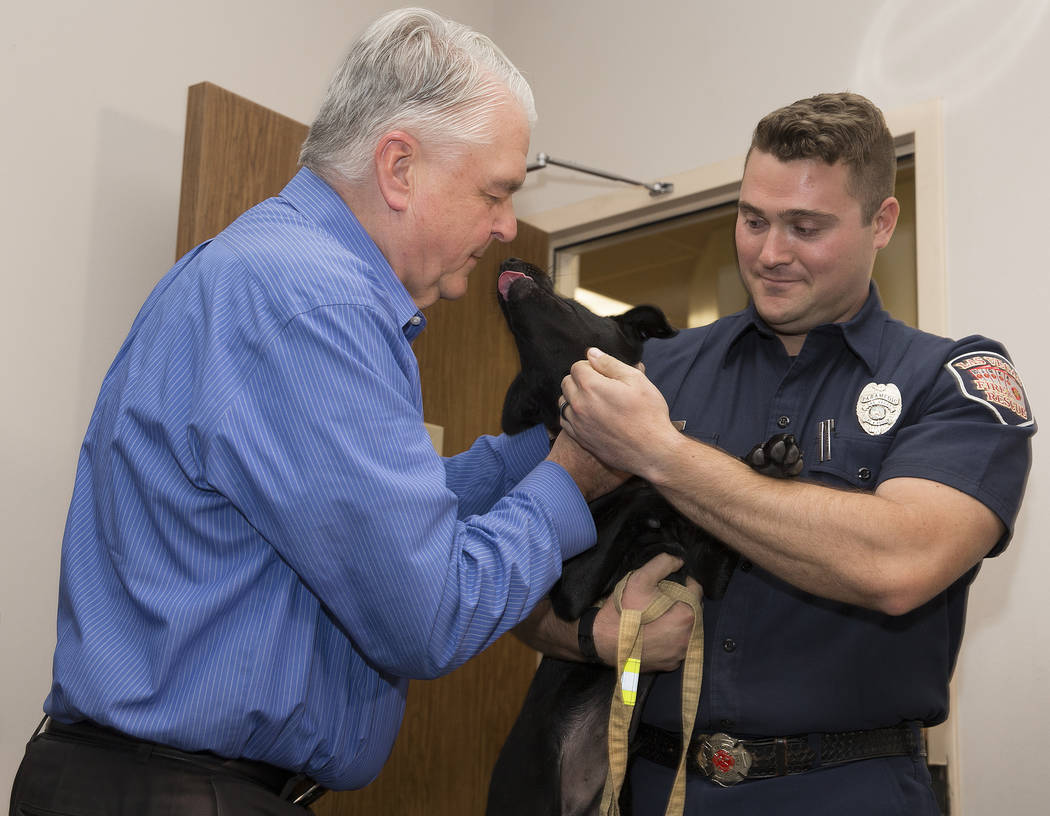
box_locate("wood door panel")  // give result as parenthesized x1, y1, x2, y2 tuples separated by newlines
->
(176, 82, 308, 258)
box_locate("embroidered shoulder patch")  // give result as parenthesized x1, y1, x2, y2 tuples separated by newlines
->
(945, 352, 1033, 426)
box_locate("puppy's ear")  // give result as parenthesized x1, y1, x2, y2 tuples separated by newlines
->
(613, 305, 678, 343)
(501, 374, 551, 435)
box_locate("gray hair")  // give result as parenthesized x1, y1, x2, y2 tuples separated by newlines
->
(300, 7, 536, 184)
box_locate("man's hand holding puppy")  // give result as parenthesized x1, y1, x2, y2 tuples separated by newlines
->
(559, 347, 683, 479)
(514, 552, 702, 673)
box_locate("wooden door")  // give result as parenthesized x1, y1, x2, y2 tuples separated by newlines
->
(176, 82, 308, 258)
(177, 81, 550, 814)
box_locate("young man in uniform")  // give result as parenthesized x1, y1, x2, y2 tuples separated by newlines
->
(525, 91, 1034, 815)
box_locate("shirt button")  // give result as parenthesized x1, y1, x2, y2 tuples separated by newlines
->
(722, 638, 737, 653)
(777, 415, 790, 428)
(857, 467, 872, 481)
(409, 315, 422, 326)
(740, 560, 753, 572)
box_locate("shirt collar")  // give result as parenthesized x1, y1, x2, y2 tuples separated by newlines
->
(724, 282, 889, 374)
(837, 282, 889, 374)
(278, 167, 426, 338)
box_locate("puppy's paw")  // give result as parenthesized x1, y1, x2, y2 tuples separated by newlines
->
(744, 433, 803, 478)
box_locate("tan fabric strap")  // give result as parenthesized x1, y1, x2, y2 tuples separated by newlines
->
(598, 572, 704, 816)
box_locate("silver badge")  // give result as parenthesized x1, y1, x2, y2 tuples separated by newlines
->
(856, 382, 902, 435)
(697, 733, 753, 786)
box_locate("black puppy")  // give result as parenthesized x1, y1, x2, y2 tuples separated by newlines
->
(487, 258, 801, 816)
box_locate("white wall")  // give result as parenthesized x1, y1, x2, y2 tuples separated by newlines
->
(0, 0, 494, 797)
(3, 0, 1047, 812)
(496, 2, 1049, 814)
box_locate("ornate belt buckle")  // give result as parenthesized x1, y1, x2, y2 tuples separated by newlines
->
(697, 732, 753, 786)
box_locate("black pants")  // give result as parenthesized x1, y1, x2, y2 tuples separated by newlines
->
(10, 721, 316, 816)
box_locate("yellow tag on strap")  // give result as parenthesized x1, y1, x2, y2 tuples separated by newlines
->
(620, 658, 641, 706)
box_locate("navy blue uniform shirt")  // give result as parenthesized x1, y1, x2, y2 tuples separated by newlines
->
(639, 284, 1034, 737)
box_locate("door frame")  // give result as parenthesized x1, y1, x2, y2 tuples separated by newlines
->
(525, 99, 946, 335)
(522, 97, 958, 806)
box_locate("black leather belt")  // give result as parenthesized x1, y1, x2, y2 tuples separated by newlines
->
(635, 721, 921, 787)
(40, 718, 326, 806)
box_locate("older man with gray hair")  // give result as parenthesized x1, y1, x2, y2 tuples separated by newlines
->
(10, 8, 625, 814)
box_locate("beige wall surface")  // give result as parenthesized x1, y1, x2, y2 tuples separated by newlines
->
(4, 1, 1048, 813)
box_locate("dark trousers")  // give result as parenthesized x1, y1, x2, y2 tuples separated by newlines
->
(627, 752, 941, 815)
(10, 721, 316, 816)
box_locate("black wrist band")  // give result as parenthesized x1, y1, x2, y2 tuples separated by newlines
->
(577, 606, 602, 664)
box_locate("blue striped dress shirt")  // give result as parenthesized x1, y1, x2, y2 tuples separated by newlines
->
(45, 167, 595, 789)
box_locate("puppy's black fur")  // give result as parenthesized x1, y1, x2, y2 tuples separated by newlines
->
(486, 258, 801, 816)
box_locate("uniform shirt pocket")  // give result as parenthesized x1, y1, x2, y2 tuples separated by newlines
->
(806, 430, 894, 489)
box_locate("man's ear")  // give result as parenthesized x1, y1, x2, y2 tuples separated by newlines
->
(374, 131, 416, 212)
(872, 196, 900, 251)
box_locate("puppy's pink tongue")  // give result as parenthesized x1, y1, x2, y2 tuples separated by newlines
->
(498, 269, 528, 300)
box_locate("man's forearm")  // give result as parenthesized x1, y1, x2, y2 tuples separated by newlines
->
(644, 433, 1002, 615)
(513, 599, 588, 661)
